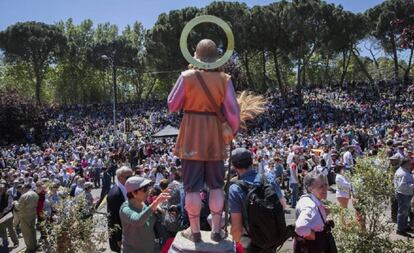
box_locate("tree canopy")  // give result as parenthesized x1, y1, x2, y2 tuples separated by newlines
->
(0, 21, 66, 103)
(0, 88, 45, 144)
(1, 0, 414, 105)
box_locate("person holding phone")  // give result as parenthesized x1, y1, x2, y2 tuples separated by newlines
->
(119, 176, 170, 253)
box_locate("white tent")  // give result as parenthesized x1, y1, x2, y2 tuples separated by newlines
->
(152, 125, 179, 137)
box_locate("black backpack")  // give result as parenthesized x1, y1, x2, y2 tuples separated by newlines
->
(234, 174, 293, 250)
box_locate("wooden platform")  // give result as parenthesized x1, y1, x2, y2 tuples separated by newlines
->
(168, 230, 235, 253)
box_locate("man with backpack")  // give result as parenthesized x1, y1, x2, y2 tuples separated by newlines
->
(229, 148, 291, 253)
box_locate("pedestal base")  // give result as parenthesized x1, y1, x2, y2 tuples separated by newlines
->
(168, 230, 235, 253)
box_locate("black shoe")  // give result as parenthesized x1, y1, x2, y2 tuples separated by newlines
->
(406, 227, 414, 233)
(181, 228, 202, 243)
(396, 230, 411, 237)
(211, 229, 226, 242)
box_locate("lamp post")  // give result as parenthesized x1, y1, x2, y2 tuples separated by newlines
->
(101, 55, 117, 127)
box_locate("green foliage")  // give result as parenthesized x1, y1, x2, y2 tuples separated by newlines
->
(46, 194, 107, 253)
(365, 0, 414, 80)
(203, 1, 251, 52)
(1, 1, 414, 104)
(52, 19, 105, 104)
(330, 152, 414, 253)
(0, 61, 35, 97)
(0, 88, 45, 144)
(94, 22, 119, 43)
(145, 7, 199, 72)
(0, 21, 66, 103)
(366, 0, 414, 53)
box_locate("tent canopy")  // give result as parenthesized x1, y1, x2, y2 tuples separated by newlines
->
(152, 125, 179, 137)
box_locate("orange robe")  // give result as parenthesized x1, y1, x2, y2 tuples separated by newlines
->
(169, 70, 233, 161)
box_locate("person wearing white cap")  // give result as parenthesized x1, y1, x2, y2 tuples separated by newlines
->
(119, 176, 170, 253)
(394, 157, 414, 236)
(389, 154, 401, 223)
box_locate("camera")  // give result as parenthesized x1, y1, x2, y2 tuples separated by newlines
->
(324, 220, 335, 232)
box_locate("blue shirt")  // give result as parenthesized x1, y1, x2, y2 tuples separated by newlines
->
(274, 164, 284, 178)
(229, 169, 283, 214)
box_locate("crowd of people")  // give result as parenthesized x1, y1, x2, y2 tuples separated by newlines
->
(0, 78, 413, 252)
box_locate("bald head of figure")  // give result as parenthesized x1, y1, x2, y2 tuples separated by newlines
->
(194, 39, 219, 63)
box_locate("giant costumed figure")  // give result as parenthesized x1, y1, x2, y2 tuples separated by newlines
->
(168, 15, 265, 244)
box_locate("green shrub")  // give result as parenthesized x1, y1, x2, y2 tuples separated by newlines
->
(330, 152, 414, 253)
(44, 192, 108, 253)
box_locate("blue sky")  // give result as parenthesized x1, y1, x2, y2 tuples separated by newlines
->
(0, 0, 385, 31)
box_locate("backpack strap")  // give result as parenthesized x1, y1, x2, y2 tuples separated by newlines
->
(303, 194, 326, 224)
(233, 180, 256, 235)
(233, 179, 250, 192)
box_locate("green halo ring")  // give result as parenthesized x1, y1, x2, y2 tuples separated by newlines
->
(179, 15, 234, 70)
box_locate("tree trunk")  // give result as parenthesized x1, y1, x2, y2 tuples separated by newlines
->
(368, 47, 381, 80)
(302, 63, 308, 87)
(296, 58, 304, 106)
(272, 51, 287, 100)
(32, 63, 43, 104)
(323, 55, 331, 86)
(296, 58, 302, 88)
(145, 78, 157, 99)
(262, 50, 266, 91)
(339, 50, 352, 86)
(243, 53, 253, 89)
(352, 49, 374, 82)
(301, 63, 306, 88)
(134, 72, 143, 101)
(404, 47, 414, 84)
(391, 33, 399, 80)
(31, 56, 41, 104)
(80, 76, 86, 105)
(35, 76, 41, 104)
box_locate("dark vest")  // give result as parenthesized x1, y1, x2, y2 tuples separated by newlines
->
(0, 193, 9, 214)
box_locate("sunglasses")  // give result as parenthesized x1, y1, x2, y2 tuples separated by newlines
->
(134, 184, 150, 193)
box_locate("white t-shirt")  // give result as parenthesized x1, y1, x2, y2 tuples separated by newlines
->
(343, 151, 354, 169)
(97, 159, 104, 169)
(18, 159, 27, 171)
(154, 172, 164, 187)
(295, 194, 327, 237)
(322, 152, 332, 169)
(335, 174, 351, 198)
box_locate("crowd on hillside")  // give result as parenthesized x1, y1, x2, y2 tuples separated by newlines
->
(0, 80, 413, 252)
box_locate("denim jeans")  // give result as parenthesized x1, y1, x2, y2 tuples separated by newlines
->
(391, 195, 398, 223)
(290, 183, 299, 208)
(396, 193, 413, 231)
